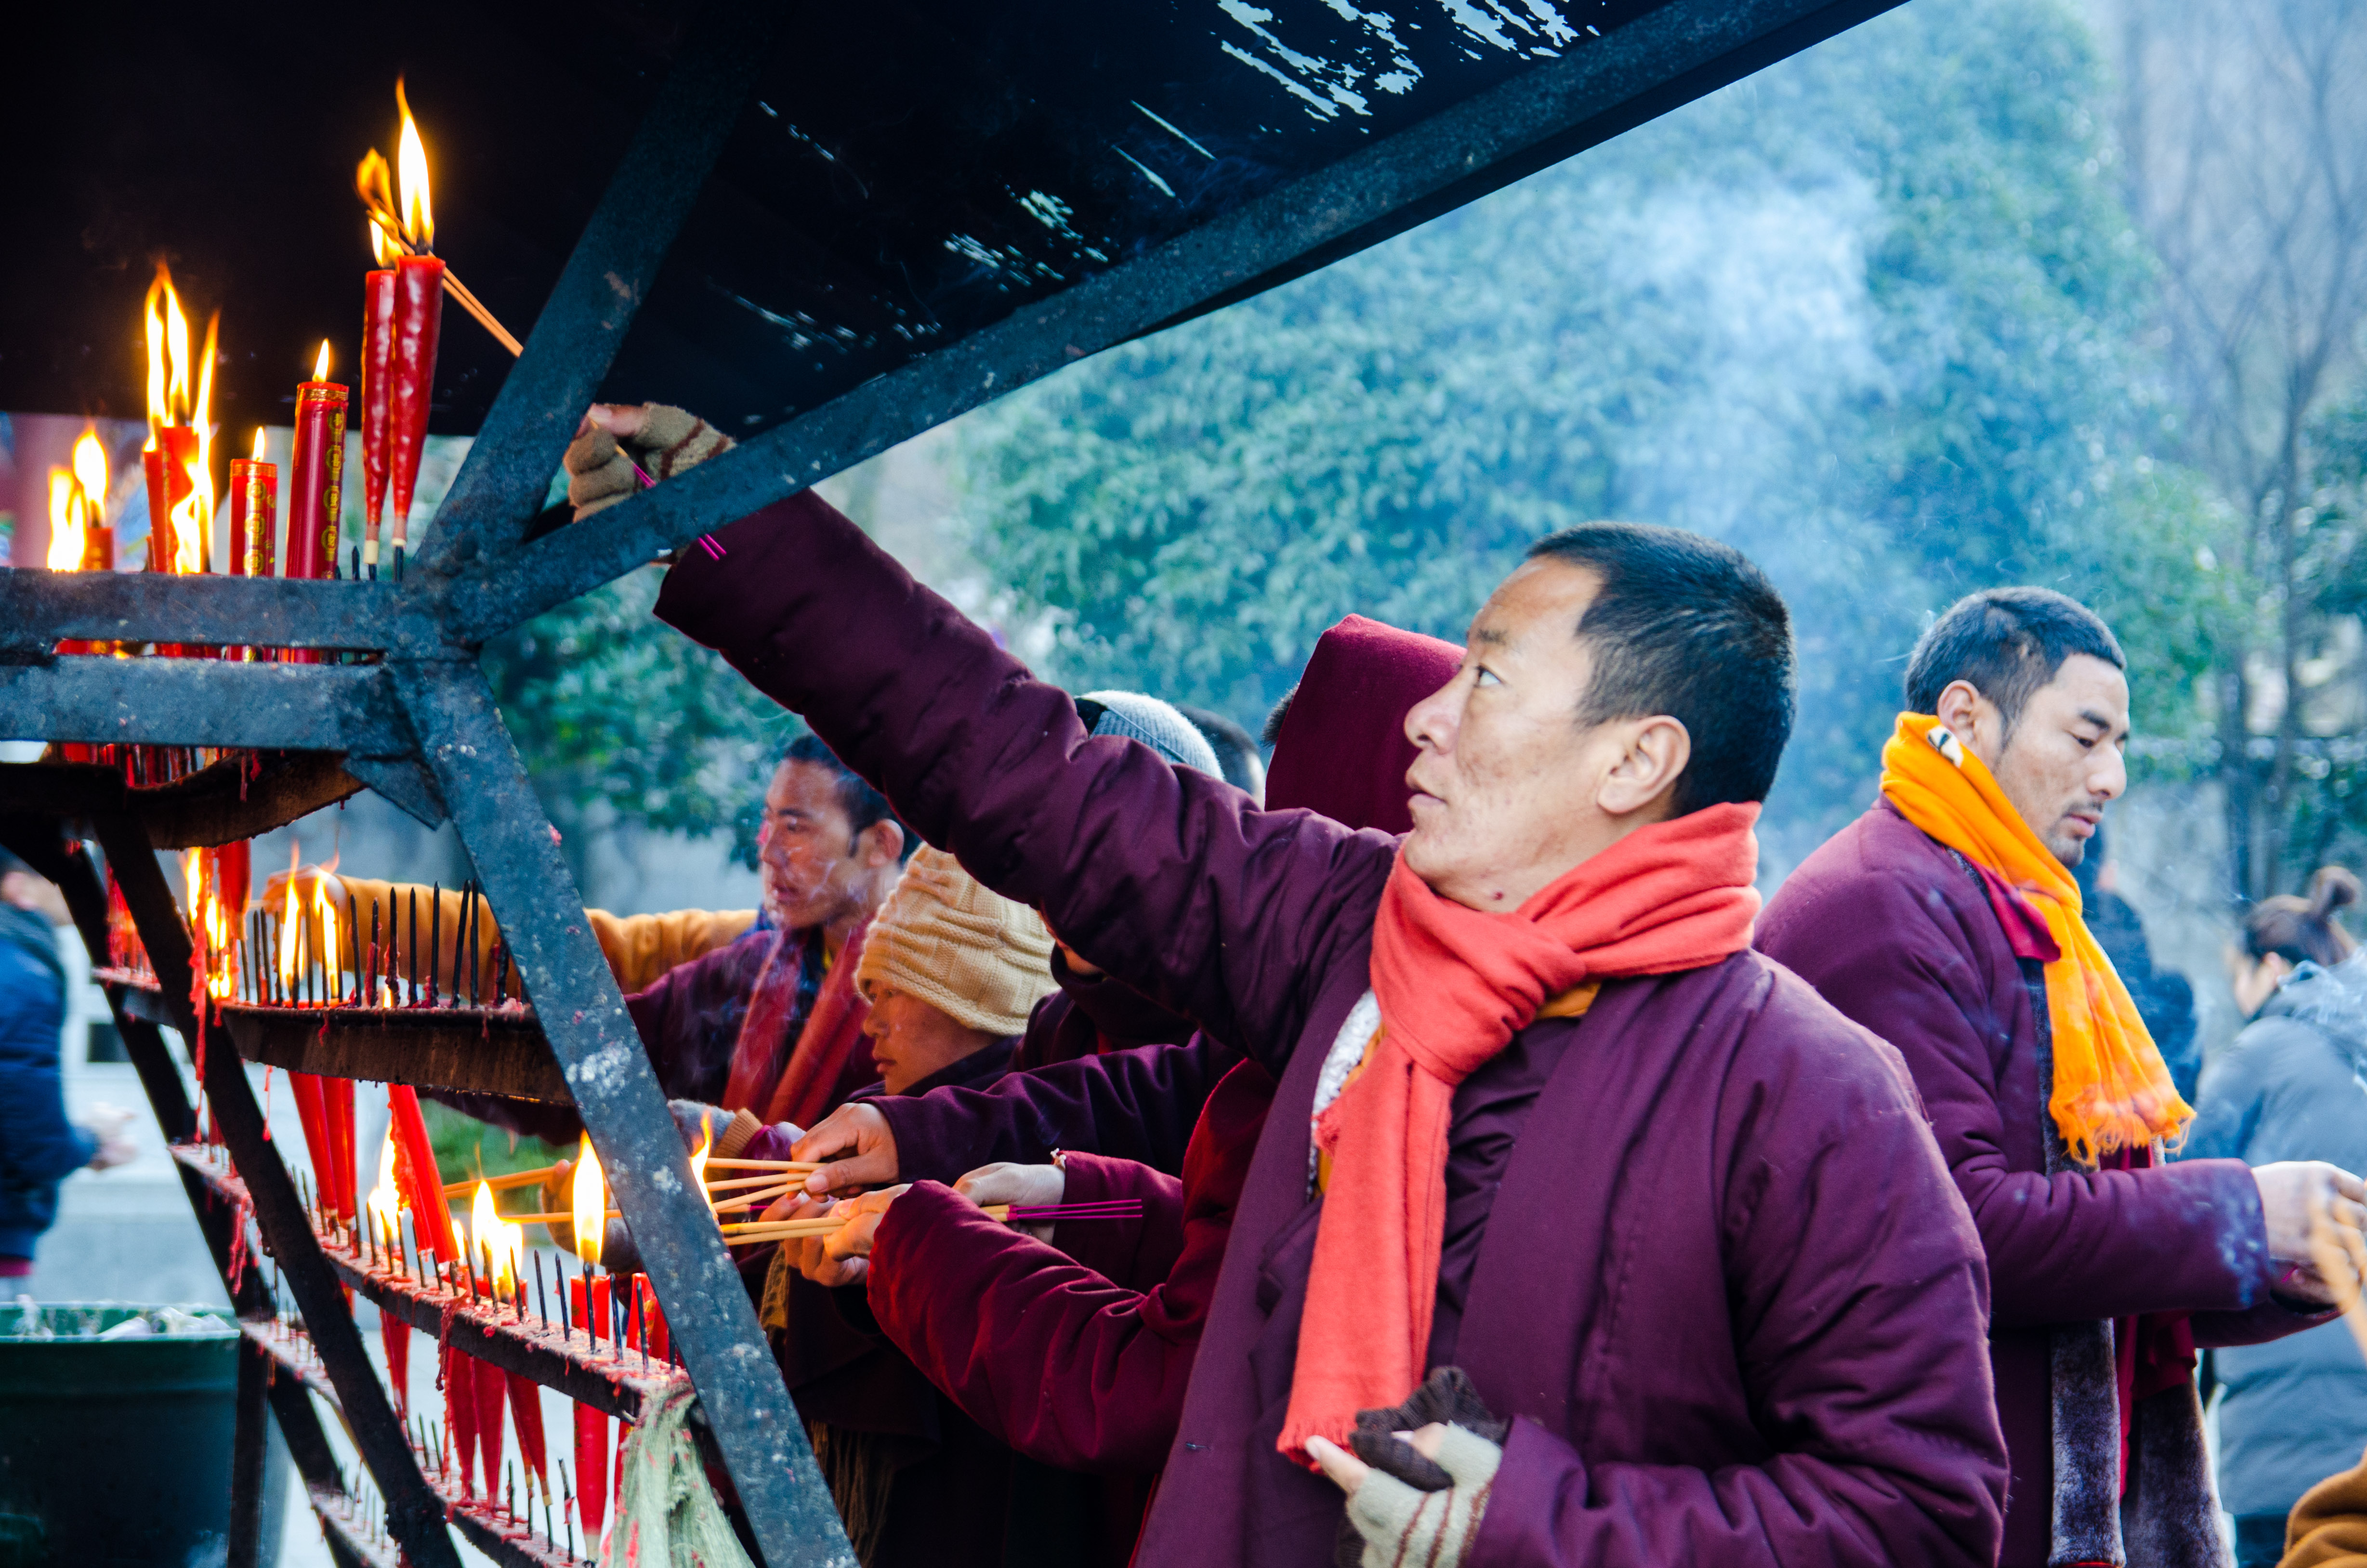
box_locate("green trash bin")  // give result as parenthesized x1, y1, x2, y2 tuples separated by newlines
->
(0, 1303, 289, 1567)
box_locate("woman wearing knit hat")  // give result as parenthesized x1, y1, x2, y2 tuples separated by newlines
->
(855, 845, 1059, 1094)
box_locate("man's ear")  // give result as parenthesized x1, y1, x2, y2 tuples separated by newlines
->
(1596, 716, 1689, 819)
(1932, 680, 2003, 767)
(859, 819, 907, 869)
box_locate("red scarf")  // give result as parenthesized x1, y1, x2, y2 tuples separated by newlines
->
(718, 918, 878, 1127)
(1277, 803, 1763, 1462)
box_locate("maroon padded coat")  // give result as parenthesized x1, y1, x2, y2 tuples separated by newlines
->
(655, 491, 2009, 1568)
(1760, 800, 2327, 1567)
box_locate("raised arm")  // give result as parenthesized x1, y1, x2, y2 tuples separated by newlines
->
(654, 491, 1394, 1070)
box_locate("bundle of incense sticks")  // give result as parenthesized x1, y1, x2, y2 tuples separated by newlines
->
(720, 1199, 1144, 1242)
(439, 1152, 818, 1199)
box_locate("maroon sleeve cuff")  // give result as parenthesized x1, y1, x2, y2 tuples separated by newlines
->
(1053, 1154, 1186, 1291)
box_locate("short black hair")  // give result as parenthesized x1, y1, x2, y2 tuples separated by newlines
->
(1904, 589, 2125, 731)
(776, 732, 914, 862)
(1524, 523, 1794, 816)
(1177, 705, 1262, 795)
(1261, 686, 1297, 750)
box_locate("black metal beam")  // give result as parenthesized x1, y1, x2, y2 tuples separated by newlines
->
(436, 0, 1889, 638)
(0, 755, 369, 851)
(0, 658, 416, 753)
(223, 1003, 572, 1105)
(229, 1340, 271, 1568)
(391, 657, 853, 1568)
(416, 0, 784, 578)
(92, 816, 464, 1568)
(0, 568, 447, 657)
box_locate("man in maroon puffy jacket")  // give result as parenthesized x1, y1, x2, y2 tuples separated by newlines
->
(1760, 587, 2360, 1568)
(579, 403, 2009, 1568)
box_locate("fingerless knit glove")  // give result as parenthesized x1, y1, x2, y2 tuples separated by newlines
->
(564, 403, 736, 519)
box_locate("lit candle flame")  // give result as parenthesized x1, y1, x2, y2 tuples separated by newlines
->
(73, 431, 108, 516)
(359, 148, 400, 267)
(395, 79, 434, 250)
(276, 844, 302, 992)
(172, 309, 219, 574)
(367, 1131, 404, 1252)
(471, 1179, 522, 1296)
(313, 339, 331, 383)
(46, 470, 83, 572)
(571, 1133, 605, 1268)
(250, 427, 267, 463)
(314, 874, 342, 1003)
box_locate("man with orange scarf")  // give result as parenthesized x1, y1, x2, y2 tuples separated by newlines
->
(1761, 587, 2366, 1568)
(625, 433, 2007, 1567)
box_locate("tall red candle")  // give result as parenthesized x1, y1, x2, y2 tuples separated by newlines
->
(360, 269, 396, 571)
(285, 380, 346, 584)
(142, 428, 198, 574)
(229, 456, 275, 581)
(387, 254, 443, 563)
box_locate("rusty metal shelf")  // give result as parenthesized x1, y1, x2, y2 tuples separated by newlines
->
(126, 981, 570, 1104)
(0, 752, 363, 849)
(175, 1142, 683, 1422)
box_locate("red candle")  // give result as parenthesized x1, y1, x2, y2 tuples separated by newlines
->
(142, 428, 198, 574)
(228, 451, 276, 582)
(387, 254, 444, 563)
(505, 1370, 548, 1498)
(286, 343, 346, 585)
(359, 269, 396, 571)
(569, 1275, 611, 1543)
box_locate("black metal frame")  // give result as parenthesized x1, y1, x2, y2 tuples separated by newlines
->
(0, 0, 1900, 1561)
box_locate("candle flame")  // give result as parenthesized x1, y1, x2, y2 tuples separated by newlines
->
(368, 1131, 404, 1250)
(571, 1134, 605, 1267)
(357, 149, 400, 265)
(73, 431, 109, 514)
(314, 874, 342, 1003)
(276, 843, 302, 991)
(172, 311, 220, 574)
(314, 339, 332, 383)
(46, 470, 83, 572)
(395, 79, 434, 250)
(142, 264, 197, 452)
(251, 427, 267, 463)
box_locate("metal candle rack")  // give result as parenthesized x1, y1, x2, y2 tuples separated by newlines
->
(0, 1, 1882, 1562)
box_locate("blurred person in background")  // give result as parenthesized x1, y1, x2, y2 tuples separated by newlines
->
(2184, 868, 2367, 1568)
(2075, 824, 2202, 1102)
(0, 849, 134, 1290)
(1175, 704, 1264, 804)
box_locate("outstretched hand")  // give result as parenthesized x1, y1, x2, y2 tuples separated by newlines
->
(563, 402, 734, 522)
(2257, 1161, 2367, 1305)
(792, 1103, 900, 1198)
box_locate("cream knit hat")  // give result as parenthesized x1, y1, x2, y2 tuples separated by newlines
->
(855, 846, 1057, 1037)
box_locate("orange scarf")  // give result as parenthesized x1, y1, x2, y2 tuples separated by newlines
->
(1880, 712, 2190, 1163)
(1276, 803, 1763, 1463)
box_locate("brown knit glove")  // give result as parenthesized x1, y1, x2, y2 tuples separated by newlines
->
(565, 403, 736, 520)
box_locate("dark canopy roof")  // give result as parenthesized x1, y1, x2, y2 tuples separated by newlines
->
(3, 0, 1891, 442)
